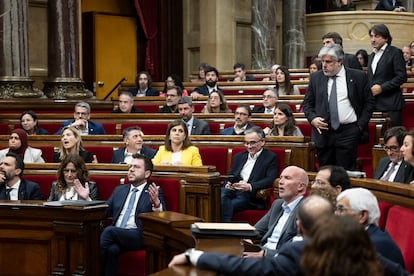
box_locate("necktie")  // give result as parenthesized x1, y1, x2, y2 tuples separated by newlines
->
(381, 163, 397, 181)
(120, 188, 138, 228)
(266, 109, 272, 114)
(329, 76, 340, 130)
(5, 188, 12, 200)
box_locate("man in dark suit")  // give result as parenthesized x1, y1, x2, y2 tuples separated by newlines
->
(321, 32, 362, 70)
(111, 126, 157, 163)
(177, 97, 211, 135)
(159, 86, 182, 113)
(128, 71, 159, 96)
(0, 153, 42, 200)
(111, 91, 144, 113)
(231, 63, 255, 81)
(336, 187, 405, 267)
(221, 127, 278, 222)
(55, 101, 106, 135)
(191, 66, 223, 99)
(252, 88, 278, 114)
(221, 105, 255, 135)
(373, 126, 411, 183)
(367, 24, 407, 127)
(311, 165, 351, 192)
(375, 0, 405, 11)
(303, 43, 375, 170)
(100, 154, 166, 276)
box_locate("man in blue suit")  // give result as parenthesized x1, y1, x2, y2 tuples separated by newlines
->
(112, 126, 157, 163)
(220, 105, 255, 135)
(0, 153, 43, 200)
(336, 187, 405, 267)
(100, 154, 166, 276)
(55, 101, 106, 135)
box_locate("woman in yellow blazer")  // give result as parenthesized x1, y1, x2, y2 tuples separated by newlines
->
(152, 120, 203, 166)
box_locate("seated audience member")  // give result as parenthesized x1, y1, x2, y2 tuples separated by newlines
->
(19, 110, 49, 135)
(221, 126, 278, 222)
(190, 63, 209, 83)
(100, 154, 166, 276)
(112, 91, 143, 113)
(301, 215, 383, 275)
(112, 126, 157, 163)
(0, 129, 44, 163)
(178, 97, 210, 135)
(336, 187, 405, 266)
(375, 0, 405, 11)
(56, 101, 105, 135)
(400, 129, 414, 184)
(0, 152, 43, 200)
(252, 87, 278, 114)
(48, 154, 99, 201)
(263, 104, 303, 137)
(129, 71, 159, 96)
(262, 64, 279, 81)
(191, 66, 223, 99)
(159, 86, 182, 113)
(220, 105, 255, 135)
(311, 165, 351, 192)
(162, 74, 189, 97)
(308, 58, 322, 75)
(309, 185, 339, 207)
(231, 63, 255, 81)
(275, 66, 300, 96)
(322, 32, 362, 70)
(201, 90, 232, 114)
(402, 46, 412, 67)
(53, 126, 96, 163)
(152, 120, 202, 166)
(374, 126, 410, 183)
(355, 49, 369, 68)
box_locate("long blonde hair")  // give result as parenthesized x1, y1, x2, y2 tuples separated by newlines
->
(57, 126, 85, 161)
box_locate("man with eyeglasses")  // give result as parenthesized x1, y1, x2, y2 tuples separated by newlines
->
(252, 88, 278, 114)
(55, 101, 106, 135)
(335, 187, 405, 267)
(373, 126, 410, 183)
(221, 126, 278, 222)
(100, 153, 165, 276)
(311, 165, 351, 192)
(159, 86, 182, 113)
(221, 104, 255, 135)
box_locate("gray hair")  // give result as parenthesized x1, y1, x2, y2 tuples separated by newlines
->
(337, 188, 380, 226)
(75, 101, 91, 113)
(245, 126, 266, 140)
(178, 96, 193, 107)
(264, 87, 279, 98)
(318, 43, 344, 62)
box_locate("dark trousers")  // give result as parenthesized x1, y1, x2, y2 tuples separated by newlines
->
(386, 110, 402, 127)
(221, 188, 265, 222)
(316, 123, 360, 171)
(100, 226, 143, 276)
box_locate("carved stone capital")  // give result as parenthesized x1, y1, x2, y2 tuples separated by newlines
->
(43, 78, 93, 99)
(0, 76, 44, 98)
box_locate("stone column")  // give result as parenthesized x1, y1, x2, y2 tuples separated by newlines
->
(0, 0, 43, 98)
(282, 1, 306, 68)
(251, 0, 279, 69)
(43, 0, 92, 99)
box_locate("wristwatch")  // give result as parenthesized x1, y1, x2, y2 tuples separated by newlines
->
(184, 248, 195, 265)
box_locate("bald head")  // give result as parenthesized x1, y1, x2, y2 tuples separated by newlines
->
(278, 166, 308, 204)
(297, 195, 334, 237)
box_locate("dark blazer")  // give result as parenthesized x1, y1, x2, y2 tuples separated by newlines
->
(193, 85, 223, 96)
(220, 123, 255, 135)
(47, 180, 99, 201)
(106, 183, 166, 229)
(190, 117, 211, 135)
(367, 224, 405, 267)
(373, 157, 411, 183)
(344, 53, 363, 70)
(159, 105, 178, 113)
(111, 106, 144, 113)
(254, 197, 304, 256)
(367, 45, 407, 112)
(0, 179, 43, 200)
(53, 150, 94, 163)
(302, 68, 375, 147)
(111, 147, 157, 163)
(375, 0, 402, 10)
(36, 127, 49, 135)
(55, 120, 106, 135)
(128, 87, 159, 96)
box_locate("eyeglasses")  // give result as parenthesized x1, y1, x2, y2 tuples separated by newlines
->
(262, 95, 276, 99)
(244, 140, 263, 146)
(63, 169, 77, 174)
(335, 205, 351, 214)
(383, 145, 399, 152)
(310, 179, 327, 186)
(166, 94, 178, 98)
(75, 112, 89, 117)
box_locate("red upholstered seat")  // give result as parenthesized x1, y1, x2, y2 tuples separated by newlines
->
(378, 201, 393, 229)
(199, 147, 228, 176)
(0, 123, 9, 134)
(385, 205, 414, 272)
(356, 123, 377, 178)
(135, 105, 160, 113)
(121, 122, 168, 135)
(90, 175, 124, 201)
(84, 146, 115, 163)
(37, 146, 55, 163)
(23, 175, 55, 200)
(297, 122, 312, 137)
(102, 122, 117, 134)
(402, 101, 414, 130)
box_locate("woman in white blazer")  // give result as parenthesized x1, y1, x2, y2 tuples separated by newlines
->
(0, 128, 44, 163)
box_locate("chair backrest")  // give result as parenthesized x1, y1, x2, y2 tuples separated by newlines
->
(37, 146, 55, 162)
(0, 123, 9, 135)
(199, 147, 229, 175)
(23, 175, 56, 200)
(102, 122, 117, 134)
(84, 146, 115, 163)
(121, 123, 168, 135)
(149, 177, 181, 212)
(91, 175, 124, 201)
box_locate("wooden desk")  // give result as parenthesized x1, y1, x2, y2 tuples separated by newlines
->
(0, 201, 107, 275)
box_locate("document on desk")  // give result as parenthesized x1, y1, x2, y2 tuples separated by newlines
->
(193, 222, 255, 231)
(43, 200, 106, 207)
(191, 222, 257, 238)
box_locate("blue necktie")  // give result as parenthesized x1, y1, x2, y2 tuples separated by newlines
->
(329, 76, 340, 130)
(120, 188, 138, 228)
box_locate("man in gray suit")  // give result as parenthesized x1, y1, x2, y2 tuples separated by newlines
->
(373, 126, 411, 183)
(178, 97, 211, 135)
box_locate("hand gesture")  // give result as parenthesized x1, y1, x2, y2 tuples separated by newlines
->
(73, 179, 90, 200)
